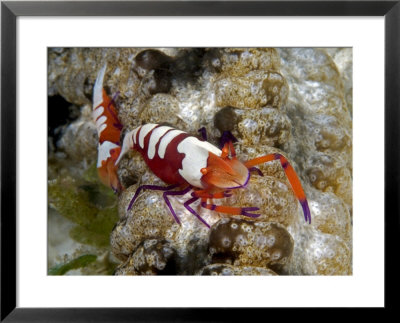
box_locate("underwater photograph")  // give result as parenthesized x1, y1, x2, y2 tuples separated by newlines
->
(48, 48, 352, 276)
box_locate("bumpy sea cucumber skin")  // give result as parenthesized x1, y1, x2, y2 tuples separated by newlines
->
(114, 238, 177, 275)
(209, 219, 294, 270)
(196, 263, 277, 276)
(48, 47, 352, 275)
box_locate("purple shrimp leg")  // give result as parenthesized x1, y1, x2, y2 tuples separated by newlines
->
(163, 186, 193, 225)
(198, 127, 208, 141)
(219, 131, 238, 149)
(249, 167, 264, 177)
(107, 91, 123, 131)
(184, 197, 210, 228)
(111, 91, 120, 103)
(127, 184, 179, 211)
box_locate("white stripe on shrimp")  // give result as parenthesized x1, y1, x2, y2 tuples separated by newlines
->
(148, 126, 173, 159)
(96, 115, 108, 135)
(93, 64, 107, 109)
(92, 106, 104, 121)
(158, 129, 185, 159)
(114, 126, 140, 165)
(177, 137, 222, 188)
(97, 141, 120, 167)
(138, 124, 158, 149)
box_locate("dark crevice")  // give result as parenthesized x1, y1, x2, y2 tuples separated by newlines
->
(48, 95, 80, 150)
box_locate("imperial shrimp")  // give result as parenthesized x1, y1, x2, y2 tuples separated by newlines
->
(93, 65, 311, 228)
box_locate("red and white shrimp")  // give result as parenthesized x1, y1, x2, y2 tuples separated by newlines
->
(115, 123, 311, 227)
(93, 66, 311, 228)
(92, 64, 123, 193)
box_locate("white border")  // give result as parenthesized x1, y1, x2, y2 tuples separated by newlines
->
(18, 17, 384, 307)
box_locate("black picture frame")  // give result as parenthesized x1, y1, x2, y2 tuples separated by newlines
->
(1, 0, 398, 321)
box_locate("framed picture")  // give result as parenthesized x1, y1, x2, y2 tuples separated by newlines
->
(1, 0, 397, 320)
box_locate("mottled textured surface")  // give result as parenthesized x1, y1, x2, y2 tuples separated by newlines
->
(197, 263, 277, 276)
(115, 239, 177, 275)
(209, 219, 294, 270)
(48, 47, 352, 275)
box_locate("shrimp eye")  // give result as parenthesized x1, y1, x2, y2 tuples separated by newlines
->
(201, 168, 208, 175)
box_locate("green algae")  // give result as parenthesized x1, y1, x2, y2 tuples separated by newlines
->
(48, 163, 119, 248)
(80, 253, 119, 275)
(48, 254, 97, 275)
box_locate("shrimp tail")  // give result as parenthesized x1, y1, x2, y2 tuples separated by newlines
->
(92, 64, 124, 193)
